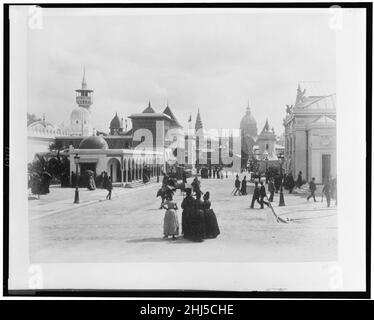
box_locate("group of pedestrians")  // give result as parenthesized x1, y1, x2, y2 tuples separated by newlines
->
(250, 181, 271, 209)
(233, 175, 248, 196)
(307, 176, 337, 207)
(233, 170, 337, 209)
(161, 181, 220, 242)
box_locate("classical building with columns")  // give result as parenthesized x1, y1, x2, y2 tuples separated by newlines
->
(283, 82, 336, 184)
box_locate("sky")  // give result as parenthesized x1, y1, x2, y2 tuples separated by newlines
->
(27, 8, 336, 135)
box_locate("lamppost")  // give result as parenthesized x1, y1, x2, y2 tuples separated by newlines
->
(278, 154, 285, 206)
(74, 153, 80, 204)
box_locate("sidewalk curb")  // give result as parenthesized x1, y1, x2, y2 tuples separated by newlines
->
(29, 182, 160, 221)
(29, 199, 99, 221)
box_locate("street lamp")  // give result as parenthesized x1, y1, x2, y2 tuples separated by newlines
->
(264, 155, 269, 184)
(278, 154, 285, 207)
(73, 153, 80, 204)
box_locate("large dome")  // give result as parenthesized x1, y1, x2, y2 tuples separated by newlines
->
(78, 135, 109, 150)
(70, 107, 91, 124)
(240, 106, 257, 138)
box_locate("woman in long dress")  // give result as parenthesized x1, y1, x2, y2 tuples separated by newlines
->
(189, 191, 205, 242)
(161, 192, 179, 240)
(203, 192, 220, 239)
(181, 188, 194, 239)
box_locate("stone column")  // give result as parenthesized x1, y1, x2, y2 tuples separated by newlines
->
(120, 156, 124, 185)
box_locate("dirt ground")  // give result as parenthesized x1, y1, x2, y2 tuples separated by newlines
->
(29, 176, 337, 263)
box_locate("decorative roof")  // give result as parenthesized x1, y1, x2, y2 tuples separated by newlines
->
(142, 101, 156, 114)
(261, 119, 271, 133)
(294, 82, 336, 109)
(257, 119, 276, 141)
(78, 135, 109, 150)
(163, 104, 182, 128)
(110, 112, 121, 129)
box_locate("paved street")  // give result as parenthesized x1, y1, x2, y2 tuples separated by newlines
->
(29, 176, 337, 263)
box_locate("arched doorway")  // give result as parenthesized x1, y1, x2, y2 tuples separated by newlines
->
(107, 158, 121, 183)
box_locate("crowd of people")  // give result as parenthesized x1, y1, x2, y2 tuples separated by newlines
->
(233, 170, 337, 208)
(199, 166, 227, 179)
(159, 175, 220, 242)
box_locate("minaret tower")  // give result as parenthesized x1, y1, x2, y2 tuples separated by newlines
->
(75, 66, 93, 111)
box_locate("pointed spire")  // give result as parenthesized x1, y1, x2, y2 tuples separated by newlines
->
(195, 108, 203, 132)
(142, 100, 155, 113)
(246, 99, 251, 114)
(262, 118, 270, 133)
(82, 65, 87, 89)
(163, 102, 182, 127)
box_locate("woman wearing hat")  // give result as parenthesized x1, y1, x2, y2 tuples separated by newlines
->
(161, 189, 179, 240)
(189, 191, 205, 242)
(181, 187, 194, 239)
(203, 192, 220, 239)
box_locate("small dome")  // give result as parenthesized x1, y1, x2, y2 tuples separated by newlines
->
(110, 113, 121, 129)
(79, 135, 109, 150)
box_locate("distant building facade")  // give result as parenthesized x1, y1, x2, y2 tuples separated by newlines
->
(283, 83, 336, 183)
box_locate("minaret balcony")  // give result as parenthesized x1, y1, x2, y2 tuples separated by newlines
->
(76, 96, 93, 106)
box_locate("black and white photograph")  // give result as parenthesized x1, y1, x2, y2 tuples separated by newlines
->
(3, 2, 370, 298)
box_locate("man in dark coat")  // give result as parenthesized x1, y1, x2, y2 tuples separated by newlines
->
(234, 175, 241, 196)
(250, 182, 262, 208)
(307, 177, 317, 202)
(162, 173, 168, 188)
(322, 178, 331, 207)
(274, 174, 281, 193)
(331, 177, 337, 206)
(287, 173, 295, 194)
(241, 176, 247, 195)
(268, 178, 275, 202)
(259, 181, 270, 209)
(296, 171, 303, 188)
(182, 171, 187, 184)
(106, 175, 113, 200)
(191, 176, 201, 196)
